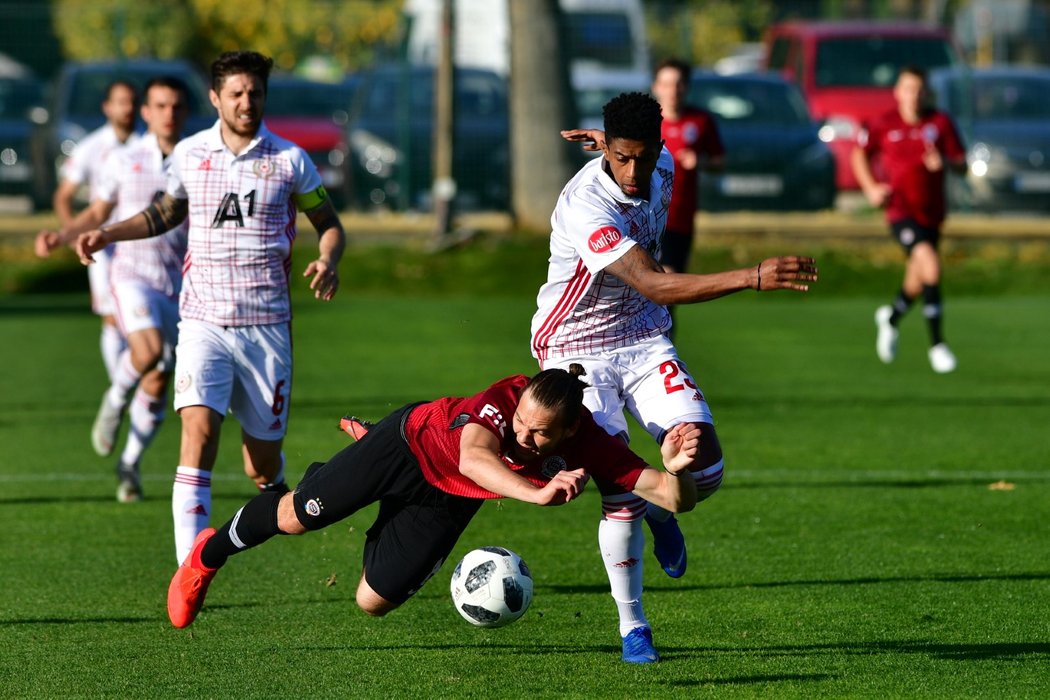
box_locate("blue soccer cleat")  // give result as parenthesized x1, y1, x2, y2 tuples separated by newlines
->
(645, 513, 687, 578)
(621, 626, 660, 663)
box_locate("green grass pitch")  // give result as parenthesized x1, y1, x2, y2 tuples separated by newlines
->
(0, 240, 1048, 697)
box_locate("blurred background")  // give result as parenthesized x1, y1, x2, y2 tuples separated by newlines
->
(1, 0, 1049, 224)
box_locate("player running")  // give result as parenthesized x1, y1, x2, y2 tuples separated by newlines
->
(76, 51, 346, 562)
(38, 76, 191, 501)
(165, 365, 700, 629)
(852, 65, 966, 373)
(553, 92, 817, 662)
(35, 80, 139, 404)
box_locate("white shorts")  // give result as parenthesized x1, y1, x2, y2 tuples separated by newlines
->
(88, 246, 115, 316)
(111, 280, 180, 372)
(173, 319, 292, 440)
(544, 334, 714, 443)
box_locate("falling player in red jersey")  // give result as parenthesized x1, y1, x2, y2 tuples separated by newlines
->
(852, 65, 967, 373)
(165, 365, 701, 633)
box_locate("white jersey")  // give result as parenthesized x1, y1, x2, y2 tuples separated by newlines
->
(60, 124, 140, 226)
(531, 148, 674, 362)
(166, 120, 323, 326)
(96, 133, 187, 298)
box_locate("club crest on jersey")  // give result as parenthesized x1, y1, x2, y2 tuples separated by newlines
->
(588, 226, 622, 254)
(541, 456, 568, 479)
(252, 158, 275, 178)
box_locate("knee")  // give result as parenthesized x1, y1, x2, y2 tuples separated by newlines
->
(276, 493, 307, 535)
(356, 576, 398, 617)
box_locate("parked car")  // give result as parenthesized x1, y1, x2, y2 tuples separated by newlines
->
(348, 65, 508, 210)
(688, 71, 836, 211)
(264, 74, 359, 209)
(0, 73, 45, 205)
(30, 59, 213, 208)
(930, 65, 1050, 212)
(765, 20, 961, 189)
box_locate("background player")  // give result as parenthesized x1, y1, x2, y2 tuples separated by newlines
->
(165, 366, 700, 634)
(36, 81, 139, 388)
(76, 51, 346, 562)
(852, 65, 967, 373)
(650, 58, 724, 332)
(553, 93, 816, 662)
(38, 76, 191, 501)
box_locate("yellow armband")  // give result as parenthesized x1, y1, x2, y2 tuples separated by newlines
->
(293, 185, 329, 212)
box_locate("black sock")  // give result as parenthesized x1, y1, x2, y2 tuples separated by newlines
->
(200, 490, 284, 570)
(889, 288, 914, 326)
(922, 284, 944, 346)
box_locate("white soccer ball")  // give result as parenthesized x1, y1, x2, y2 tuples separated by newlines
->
(450, 546, 533, 628)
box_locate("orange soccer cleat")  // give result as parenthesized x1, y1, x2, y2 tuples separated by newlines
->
(167, 528, 218, 628)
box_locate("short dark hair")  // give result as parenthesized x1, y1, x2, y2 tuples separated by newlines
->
(143, 75, 189, 105)
(210, 50, 274, 93)
(603, 91, 662, 144)
(103, 80, 137, 103)
(898, 64, 928, 84)
(524, 364, 589, 428)
(654, 57, 691, 83)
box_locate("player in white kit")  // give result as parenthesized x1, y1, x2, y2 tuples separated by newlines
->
(542, 93, 817, 662)
(76, 52, 346, 562)
(36, 81, 139, 386)
(41, 77, 191, 501)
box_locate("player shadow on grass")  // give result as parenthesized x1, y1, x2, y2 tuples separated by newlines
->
(0, 615, 154, 626)
(546, 570, 1050, 595)
(690, 640, 1050, 662)
(0, 494, 132, 506)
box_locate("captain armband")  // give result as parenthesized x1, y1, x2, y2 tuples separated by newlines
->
(142, 196, 189, 237)
(293, 185, 329, 212)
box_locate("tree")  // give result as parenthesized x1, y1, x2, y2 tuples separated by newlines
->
(508, 0, 580, 231)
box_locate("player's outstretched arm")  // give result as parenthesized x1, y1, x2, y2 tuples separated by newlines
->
(35, 200, 115, 258)
(458, 424, 589, 506)
(606, 245, 817, 305)
(631, 462, 697, 514)
(75, 194, 188, 264)
(302, 198, 345, 301)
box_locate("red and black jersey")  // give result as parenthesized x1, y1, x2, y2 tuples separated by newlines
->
(859, 109, 966, 229)
(662, 107, 724, 235)
(403, 375, 648, 499)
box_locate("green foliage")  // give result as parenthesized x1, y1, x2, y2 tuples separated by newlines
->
(646, 0, 774, 67)
(51, 0, 403, 72)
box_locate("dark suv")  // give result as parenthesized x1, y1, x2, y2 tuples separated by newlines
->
(0, 73, 45, 206)
(30, 59, 213, 208)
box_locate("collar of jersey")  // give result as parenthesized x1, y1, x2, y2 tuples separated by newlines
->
(202, 118, 272, 156)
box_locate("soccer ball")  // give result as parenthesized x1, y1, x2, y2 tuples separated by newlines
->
(450, 546, 533, 628)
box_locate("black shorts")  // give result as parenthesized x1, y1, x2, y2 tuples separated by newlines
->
(292, 404, 484, 605)
(891, 218, 940, 253)
(659, 229, 694, 272)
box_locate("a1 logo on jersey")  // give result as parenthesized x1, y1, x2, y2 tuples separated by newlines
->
(588, 226, 622, 254)
(212, 189, 257, 228)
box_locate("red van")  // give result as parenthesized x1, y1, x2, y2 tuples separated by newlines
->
(764, 21, 961, 189)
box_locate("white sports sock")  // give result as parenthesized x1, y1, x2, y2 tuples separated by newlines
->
(100, 324, 126, 383)
(119, 389, 165, 467)
(106, 351, 142, 410)
(172, 466, 212, 563)
(598, 515, 648, 637)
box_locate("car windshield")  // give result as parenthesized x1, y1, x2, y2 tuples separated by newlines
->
(361, 71, 506, 119)
(689, 79, 811, 126)
(815, 37, 955, 87)
(265, 80, 357, 118)
(0, 78, 41, 118)
(564, 12, 636, 68)
(945, 75, 1050, 120)
(67, 69, 209, 118)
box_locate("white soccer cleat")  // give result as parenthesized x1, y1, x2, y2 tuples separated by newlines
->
(875, 305, 898, 364)
(91, 395, 124, 457)
(928, 343, 957, 374)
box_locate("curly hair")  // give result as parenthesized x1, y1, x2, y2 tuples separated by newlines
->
(524, 364, 590, 428)
(603, 91, 662, 144)
(210, 51, 274, 93)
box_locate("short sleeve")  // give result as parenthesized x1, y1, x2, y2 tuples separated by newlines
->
(556, 185, 637, 274)
(859, 119, 881, 156)
(60, 140, 92, 185)
(165, 142, 188, 199)
(290, 147, 323, 195)
(939, 113, 966, 162)
(94, 150, 122, 204)
(464, 376, 526, 441)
